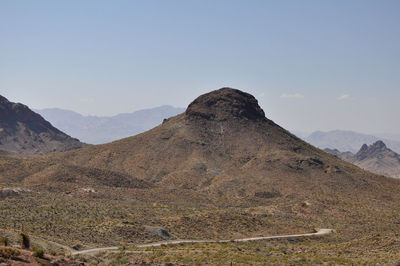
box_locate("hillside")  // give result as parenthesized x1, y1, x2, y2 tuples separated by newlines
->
(306, 130, 400, 153)
(0, 95, 87, 156)
(1, 88, 400, 263)
(35, 105, 185, 144)
(326, 141, 400, 179)
(3, 88, 389, 197)
(0, 246, 82, 265)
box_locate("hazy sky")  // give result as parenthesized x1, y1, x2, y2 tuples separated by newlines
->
(1, 0, 399, 134)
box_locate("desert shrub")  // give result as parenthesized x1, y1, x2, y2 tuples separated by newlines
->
(19, 231, 30, 249)
(254, 190, 282, 198)
(0, 237, 8, 246)
(32, 246, 45, 258)
(49, 249, 57, 256)
(0, 248, 21, 259)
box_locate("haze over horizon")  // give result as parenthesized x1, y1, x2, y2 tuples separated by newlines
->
(1, 0, 399, 134)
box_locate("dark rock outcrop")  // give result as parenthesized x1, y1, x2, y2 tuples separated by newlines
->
(185, 87, 266, 121)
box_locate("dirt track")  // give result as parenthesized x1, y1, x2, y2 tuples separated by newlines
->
(72, 228, 333, 255)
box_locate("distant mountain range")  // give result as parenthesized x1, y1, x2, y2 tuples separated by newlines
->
(325, 140, 400, 179)
(35, 106, 185, 144)
(305, 130, 400, 154)
(0, 95, 87, 156)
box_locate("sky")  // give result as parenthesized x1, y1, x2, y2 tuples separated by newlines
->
(1, 0, 400, 134)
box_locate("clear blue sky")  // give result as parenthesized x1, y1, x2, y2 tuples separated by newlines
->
(1, 0, 399, 134)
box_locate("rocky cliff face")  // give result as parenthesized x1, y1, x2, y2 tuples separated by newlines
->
(0, 95, 87, 156)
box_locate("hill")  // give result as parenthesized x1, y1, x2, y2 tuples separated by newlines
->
(0, 95, 87, 156)
(306, 130, 400, 153)
(1, 88, 400, 263)
(35, 105, 185, 144)
(326, 141, 400, 179)
(4, 88, 386, 196)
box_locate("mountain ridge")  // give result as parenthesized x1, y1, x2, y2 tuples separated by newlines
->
(2, 88, 396, 195)
(306, 129, 400, 153)
(325, 140, 400, 178)
(0, 95, 87, 156)
(35, 105, 185, 144)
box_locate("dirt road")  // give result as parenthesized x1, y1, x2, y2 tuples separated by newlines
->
(72, 228, 333, 255)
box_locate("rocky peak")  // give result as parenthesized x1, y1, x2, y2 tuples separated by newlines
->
(359, 144, 369, 153)
(0, 95, 9, 104)
(185, 87, 266, 121)
(355, 141, 390, 160)
(371, 140, 387, 150)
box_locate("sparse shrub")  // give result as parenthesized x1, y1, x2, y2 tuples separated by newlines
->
(19, 231, 30, 249)
(49, 250, 57, 256)
(32, 246, 45, 258)
(254, 190, 282, 199)
(0, 237, 8, 246)
(0, 248, 20, 259)
(72, 243, 82, 250)
(164, 256, 172, 263)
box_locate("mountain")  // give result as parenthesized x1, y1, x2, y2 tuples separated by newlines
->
(1, 88, 400, 263)
(12, 87, 373, 195)
(326, 141, 400, 179)
(323, 148, 354, 161)
(306, 130, 400, 153)
(35, 105, 185, 144)
(0, 95, 87, 156)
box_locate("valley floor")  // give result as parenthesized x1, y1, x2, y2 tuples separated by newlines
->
(2, 188, 400, 264)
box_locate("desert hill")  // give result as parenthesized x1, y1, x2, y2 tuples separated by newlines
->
(1, 88, 390, 197)
(0, 95, 87, 156)
(1, 88, 400, 263)
(326, 140, 400, 179)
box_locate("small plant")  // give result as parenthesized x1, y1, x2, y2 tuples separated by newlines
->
(19, 231, 30, 249)
(49, 249, 57, 256)
(0, 237, 8, 246)
(32, 246, 45, 258)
